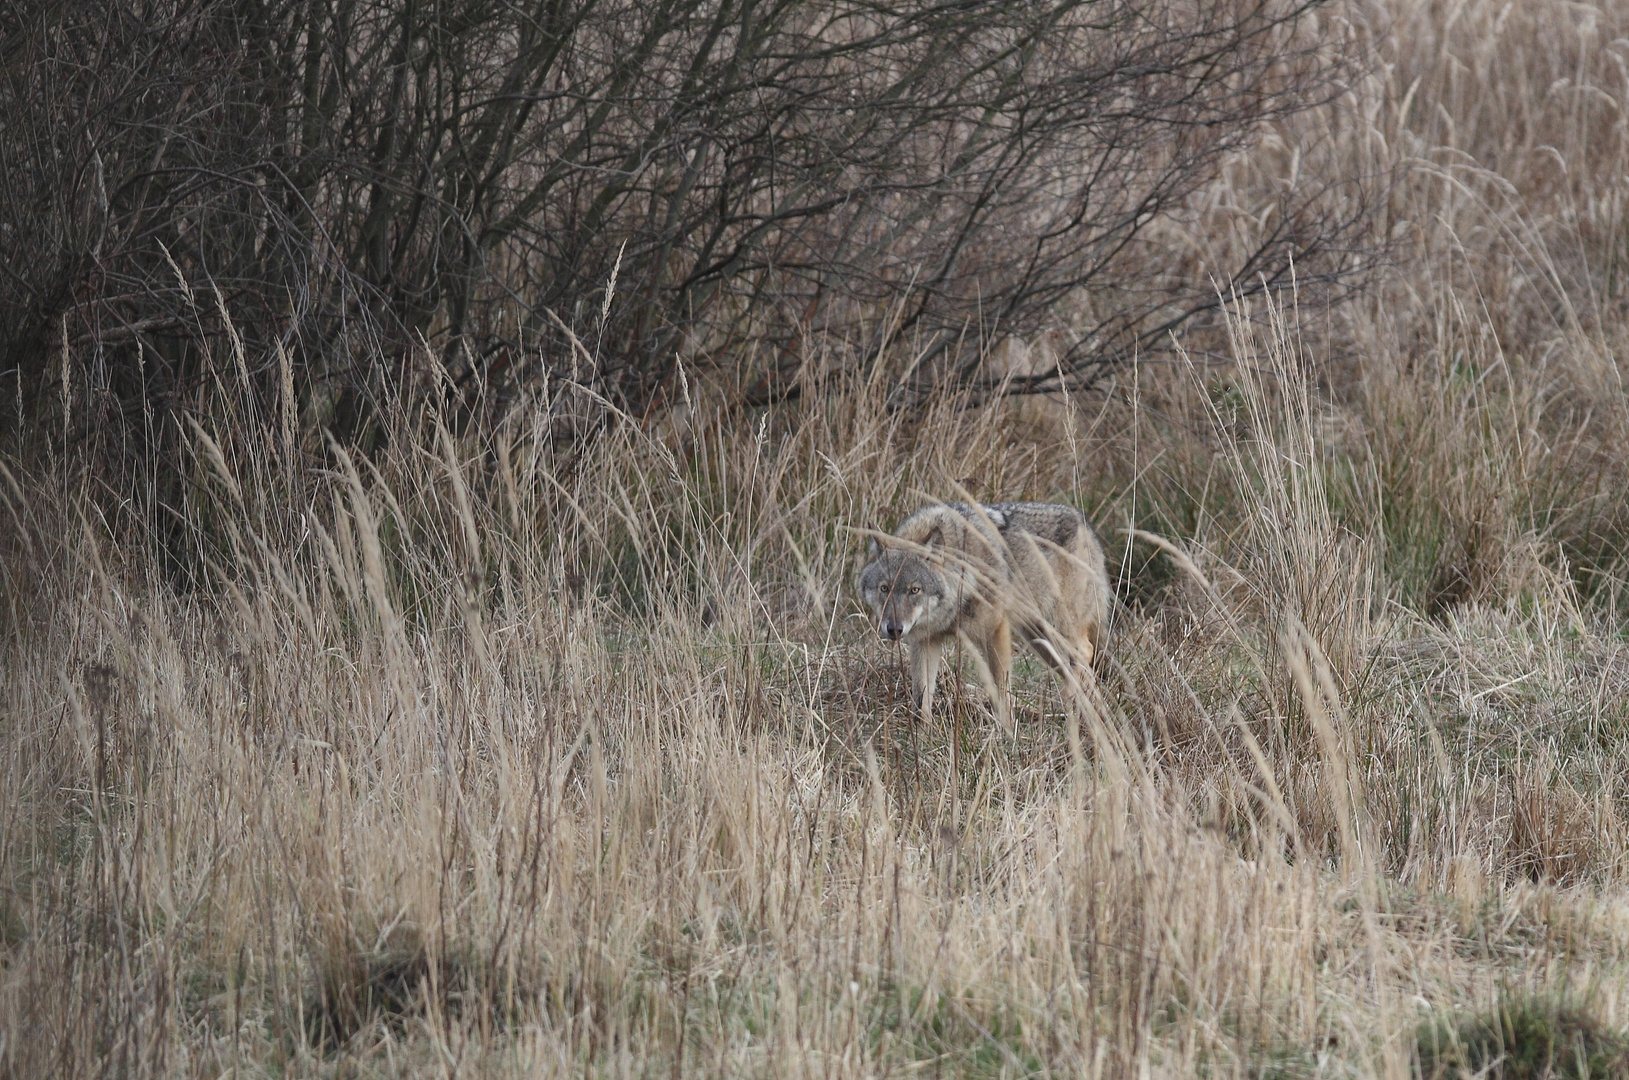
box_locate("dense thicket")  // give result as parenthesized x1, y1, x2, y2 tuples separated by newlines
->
(1, 0, 1358, 466)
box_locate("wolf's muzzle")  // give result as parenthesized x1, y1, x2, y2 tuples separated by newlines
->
(881, 620, 904, 641)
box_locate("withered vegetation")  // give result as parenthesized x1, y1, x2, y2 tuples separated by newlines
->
(5, 0, 1629, 1076)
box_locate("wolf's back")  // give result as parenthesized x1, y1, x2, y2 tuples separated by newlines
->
(978, 501, 1093, 550)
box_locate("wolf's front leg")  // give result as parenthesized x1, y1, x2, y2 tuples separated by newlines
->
(909, 638, 943, 724)
(972, 619, 1014, 733)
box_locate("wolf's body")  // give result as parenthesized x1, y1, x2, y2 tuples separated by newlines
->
(857, 501, 1110, 729)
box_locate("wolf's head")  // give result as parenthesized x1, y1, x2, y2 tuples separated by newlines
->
(857, 534, 949, 641)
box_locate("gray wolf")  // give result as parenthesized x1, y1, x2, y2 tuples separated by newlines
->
(857, 501, 1110, 729)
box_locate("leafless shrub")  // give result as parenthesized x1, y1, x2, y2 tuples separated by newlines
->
(1, 0, 1369, 477)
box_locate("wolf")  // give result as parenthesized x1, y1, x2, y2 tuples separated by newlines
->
(857, 501, 1110, 730)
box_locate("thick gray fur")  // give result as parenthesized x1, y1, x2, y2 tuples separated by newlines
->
(857, 501, 1111, 730)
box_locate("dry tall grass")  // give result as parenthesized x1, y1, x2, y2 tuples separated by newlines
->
(7, 0, 1629, 1076)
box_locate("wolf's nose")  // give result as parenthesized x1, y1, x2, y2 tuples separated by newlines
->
(883, 622, 903, 641)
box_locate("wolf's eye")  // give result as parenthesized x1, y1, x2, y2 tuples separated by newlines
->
(878, 584, 890, 594)
(908, 585, 921, 596)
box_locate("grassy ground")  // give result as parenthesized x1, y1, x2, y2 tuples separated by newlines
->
(8, 0, 1629, 1075)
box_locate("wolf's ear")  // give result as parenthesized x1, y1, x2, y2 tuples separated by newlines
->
(867, 536, 880, 561)
(923, 525, 944, 549)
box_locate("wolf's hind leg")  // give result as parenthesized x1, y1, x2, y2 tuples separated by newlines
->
(1031, 631, 1094, 700)
(1074, 633, 1099, 686)
(909, 639, 943, 724)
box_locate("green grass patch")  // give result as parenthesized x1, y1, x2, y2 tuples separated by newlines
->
(871, 983, 1044, 1078)
(1415, 994, 1629, 1079)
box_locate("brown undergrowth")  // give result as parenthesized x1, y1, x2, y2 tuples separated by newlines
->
(7, 0, 1629, 1075)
